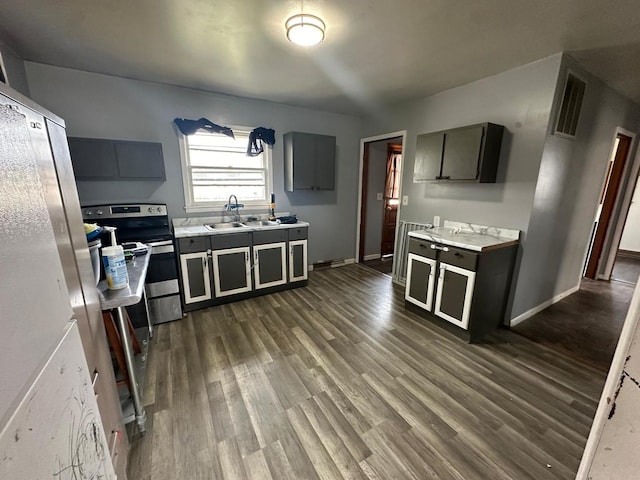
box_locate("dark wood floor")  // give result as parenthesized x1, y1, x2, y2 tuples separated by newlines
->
(362, 257, 393, 275)
(611, 253, 640, 284)
(128, 264, 605, 480)
(513, 277, 635, 372)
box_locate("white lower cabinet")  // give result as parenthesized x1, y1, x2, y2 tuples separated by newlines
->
(289, 239, 308, 282)
(254, 242, 287, 289)
(180, 251, 212, 304)
(433, 262, 476, 329)
(212, 246, 252, 297)
(405, 253, 437, 311)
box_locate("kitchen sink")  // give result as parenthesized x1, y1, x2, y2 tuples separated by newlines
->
(204, 222, 247, 230)
(242, 220, 280, 227)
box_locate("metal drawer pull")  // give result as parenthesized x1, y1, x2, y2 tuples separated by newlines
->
(430, 244, 449, 252)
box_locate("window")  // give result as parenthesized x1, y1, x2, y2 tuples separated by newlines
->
(180, 128, 272, 211)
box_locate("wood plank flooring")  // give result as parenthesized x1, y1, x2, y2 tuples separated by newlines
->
(128, 264, 605, 480)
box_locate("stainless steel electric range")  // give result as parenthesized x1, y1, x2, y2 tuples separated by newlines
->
(82, 203, 183, 326)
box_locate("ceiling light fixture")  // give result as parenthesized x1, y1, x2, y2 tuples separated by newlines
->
(286, 2, 325, 47)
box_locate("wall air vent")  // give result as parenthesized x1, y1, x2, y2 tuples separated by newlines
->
(554, 72, 586, 139)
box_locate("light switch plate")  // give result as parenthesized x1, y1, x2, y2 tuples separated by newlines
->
(402, 195, 409, 206)
(376, 192, 383, 201)
(433, 215, 441, 227)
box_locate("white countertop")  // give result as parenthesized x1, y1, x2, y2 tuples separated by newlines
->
(173, 219, 310, 238)
(408, 221, 520, 252)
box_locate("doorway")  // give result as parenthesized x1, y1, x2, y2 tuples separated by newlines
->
(611, 172, 640, 284)
(357, 135, 404, 275)
(584, 133, 634, 279)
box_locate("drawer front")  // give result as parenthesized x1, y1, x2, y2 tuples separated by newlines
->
(288, 226, 308, 241)
(210, 232, 252, 250)
(408, 238, 437, 259)
(178, 236, 209, 253)
(253, 229, 288, 245)
(440, 247, 478, 271)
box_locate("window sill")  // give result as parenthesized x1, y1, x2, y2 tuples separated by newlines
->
(184, 203, 271, 214)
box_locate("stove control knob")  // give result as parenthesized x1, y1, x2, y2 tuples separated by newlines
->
(85, 210, 93, 216)
(157, 207, 163, 213)
(148, 207, 154, 213)
(96, 210, 103, 215)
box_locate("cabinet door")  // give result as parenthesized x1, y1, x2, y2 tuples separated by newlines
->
(212, 246, 252, 297)
(291, 133, 316, 190)
(441, 126, 484, 180)
(434, 262, 476, 329)
(289, 239, 308, 282)
(180, 252, 212, 304)
(405, 253, 436, 310)
(114, 141, 165, 180)
(414, 132, 444, 182)
(315, 134, 336, 190)
(254, 242, 287, 289)
(67, 137, 118, 179)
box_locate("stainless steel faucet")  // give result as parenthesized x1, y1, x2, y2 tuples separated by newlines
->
(226, 194, 241, 222)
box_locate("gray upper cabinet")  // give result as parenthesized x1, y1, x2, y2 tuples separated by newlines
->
(284, 132, 336, 191)
(114, 141, 165, 179)
(67, 138, 118, 179)
(413, 122, 504, 183)
(68, 137, 166, 181)
(414, 132, 444, 182)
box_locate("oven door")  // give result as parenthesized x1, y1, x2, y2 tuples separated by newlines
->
(144, 240, 183, 325)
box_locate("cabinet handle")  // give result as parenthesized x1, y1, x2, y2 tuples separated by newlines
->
(430, 244, 449, 252)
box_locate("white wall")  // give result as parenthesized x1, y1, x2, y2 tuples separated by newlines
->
(619, 174, 640, 252)
(362, 54, 563, 319)
(24, 62, 364, 265)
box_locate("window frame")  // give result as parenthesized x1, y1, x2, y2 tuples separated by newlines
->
(178, 126, 273, 213)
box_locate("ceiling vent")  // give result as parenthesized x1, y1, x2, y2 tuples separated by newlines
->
(554, 72, 586, 139)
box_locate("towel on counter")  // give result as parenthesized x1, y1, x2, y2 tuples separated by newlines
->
(173, 117, 235, 138)
(247, 127, 276, 156)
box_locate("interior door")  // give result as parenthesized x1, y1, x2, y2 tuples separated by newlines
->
(381, 144, 402, 256)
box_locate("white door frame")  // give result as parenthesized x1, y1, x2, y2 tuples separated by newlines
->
(355, 130, 407, 264)
(591, 127, 639, 280)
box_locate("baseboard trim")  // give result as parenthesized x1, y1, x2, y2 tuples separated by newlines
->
(509, 285, 580, 327)
(618, 249, 640, 259)
(309, 258, 355, 271)
(363, 253, 381, 261)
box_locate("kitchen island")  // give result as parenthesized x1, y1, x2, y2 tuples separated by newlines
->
(406, 221, 520, 342)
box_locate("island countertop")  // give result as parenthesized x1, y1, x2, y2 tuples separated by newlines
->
(97, 248, 151, 310)
(408, 221, 520, 252)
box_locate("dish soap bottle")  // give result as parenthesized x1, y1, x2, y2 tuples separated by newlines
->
(269, 193, 276, 221)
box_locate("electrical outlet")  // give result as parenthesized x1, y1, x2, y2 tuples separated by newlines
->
(402, 195, 409, 206)
(376, 192, 383, 201)
(433, 215, 441, 227)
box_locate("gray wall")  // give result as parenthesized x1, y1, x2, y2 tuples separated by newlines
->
(364, 140, 388, 257)
(24, 62, 364, 265)
(363, 54, 563, 319)
(514, 55, 640, 315)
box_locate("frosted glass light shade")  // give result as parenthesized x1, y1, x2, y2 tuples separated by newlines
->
(286, 14, 325, 46)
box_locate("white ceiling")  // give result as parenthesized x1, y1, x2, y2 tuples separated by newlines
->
(1, 0, 640, 115)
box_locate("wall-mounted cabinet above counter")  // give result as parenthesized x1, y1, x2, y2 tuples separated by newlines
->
(413, 122, 504, 183)
(67, 137, 166, 181)
(284, 131, 336, 191)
